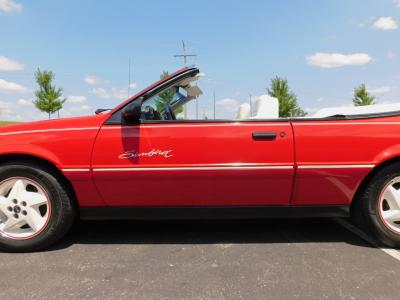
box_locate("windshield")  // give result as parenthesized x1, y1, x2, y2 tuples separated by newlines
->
(141, 75, 203, 121)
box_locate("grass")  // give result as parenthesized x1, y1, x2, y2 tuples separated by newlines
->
(0, 121, 19, 126)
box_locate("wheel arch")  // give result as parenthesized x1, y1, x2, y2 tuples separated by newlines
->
(352, 156, 400, 210)
(0, 153, 79, 211)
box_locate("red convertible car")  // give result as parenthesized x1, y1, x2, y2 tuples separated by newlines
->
(1, 67, 400, 251)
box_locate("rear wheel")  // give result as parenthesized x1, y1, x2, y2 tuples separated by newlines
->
(356, 162, 400, 248)
(0, 163, 75, 252)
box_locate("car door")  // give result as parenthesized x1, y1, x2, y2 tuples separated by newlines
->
(91, 121, 295, 206)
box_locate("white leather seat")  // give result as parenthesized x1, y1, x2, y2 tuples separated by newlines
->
(251, 95, 279, 119)
(236, 103, 251, 120)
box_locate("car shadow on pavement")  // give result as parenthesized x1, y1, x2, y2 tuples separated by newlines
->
(49, 218, 375, 251)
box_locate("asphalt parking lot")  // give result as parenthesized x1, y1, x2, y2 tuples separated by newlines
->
(1, 218, 399, 299)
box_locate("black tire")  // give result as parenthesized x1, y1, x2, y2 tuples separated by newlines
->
(355, 162, 400, 248)
(0, 162, 75, 252)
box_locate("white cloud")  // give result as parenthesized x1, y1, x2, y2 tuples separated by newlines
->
(216, 98, 240, 112)
(307, 52, 372, 68)
(90, 87, 127, 100)
(373, 17, 398, 30)
(0, 100, 14, 119)
(357, 17, 375, 28)
(129, 82, 137, 89)
(67, 95, 87, 104)
(0, 98, 94, 121)
(17, 99, 32, 106)
(367, 86, 394, 94)
(0, 100, 44, 122)
(112, 88, 127, 99)
(0, 55, 25, 71)
(90, 88, 109, 99)
(305, 107, 320, 115)
(69, 105, 91, 112)
(387, 51, 397, 59)
(58, 105, 92, 118)
(84, 75, 109, 85)
(0, 79, 27, 93)
(0, 0, 22, 12)
(393, 0, 400, 8)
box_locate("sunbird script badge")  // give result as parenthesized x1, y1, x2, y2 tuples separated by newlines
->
(119, 149, 174, 159)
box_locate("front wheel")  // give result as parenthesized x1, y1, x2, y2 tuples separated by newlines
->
(0, 163, 75, 252)
(357, 162, 400, 248)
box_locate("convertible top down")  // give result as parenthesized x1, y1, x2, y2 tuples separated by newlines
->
(1, 67, 400, 251)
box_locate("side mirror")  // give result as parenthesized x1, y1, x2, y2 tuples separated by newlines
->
(122, 101, 142, 124)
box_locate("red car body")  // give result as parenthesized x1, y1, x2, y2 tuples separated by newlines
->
(1, 67, 400, 219)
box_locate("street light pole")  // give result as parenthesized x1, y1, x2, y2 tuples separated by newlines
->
(174, 40, 197, 119)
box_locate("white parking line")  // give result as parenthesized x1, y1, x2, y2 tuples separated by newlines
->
(334, 218, 400, 262)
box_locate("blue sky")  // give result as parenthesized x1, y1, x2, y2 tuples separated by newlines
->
(0, 0, 400, 120)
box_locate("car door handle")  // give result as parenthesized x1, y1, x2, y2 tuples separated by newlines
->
(252, 132, 277, 140)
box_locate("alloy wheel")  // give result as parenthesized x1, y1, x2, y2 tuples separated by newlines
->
(379, 177, 400, 234)
(0, 178, 51, 239)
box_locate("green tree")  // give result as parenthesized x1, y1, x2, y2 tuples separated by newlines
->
(33, 69, 66, 119)
(158, 71, 175, 104)
(267, 77, 307, 117)
(353, 84, 375, 106)
(158, 71, 184, 115)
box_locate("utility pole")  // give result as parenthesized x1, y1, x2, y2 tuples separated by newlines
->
(249, 93, 253, 117)
(174, 40, 197, 66)
(196, 97, 199, 120)
(201, 106, 208, 120)
(213, 91, 216, 120)
(174, 40, 197, 119)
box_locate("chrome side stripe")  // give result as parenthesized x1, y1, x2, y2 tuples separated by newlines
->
(297, 164, 375, 169)
(0, 127, 98, 136)
(93, 166, 294, 172)
(62, 168, 91, 172)
(61, 164, 376, 172)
